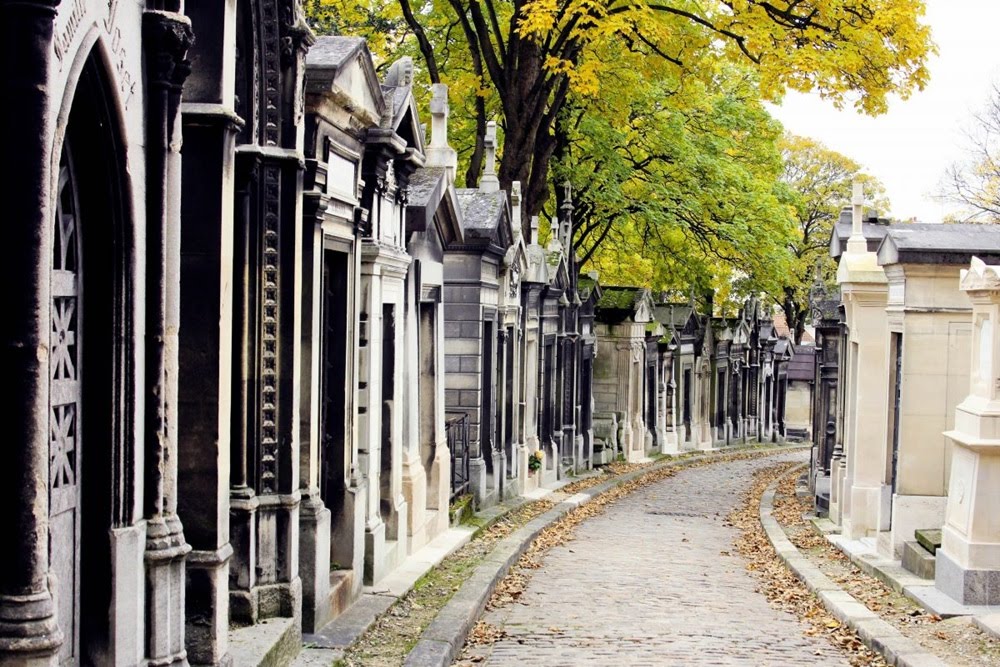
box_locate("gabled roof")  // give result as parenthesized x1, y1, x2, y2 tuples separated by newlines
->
(877, 223, 1000, 266)
(653, 303, 695, 328)
(830, 206, 891, 260)
(525, 244, 550, 284)
(305, 37, 385, 123)
(380, 57, 424, 153)
(307, 35, 366, 71)
(406, 166, 463, 246)
(596, 286, 654, 324)
(451, 189, 512, 253)
(577, 272, 601, 303)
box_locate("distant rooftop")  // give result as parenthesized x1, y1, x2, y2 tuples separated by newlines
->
(788, 345, 815, 381)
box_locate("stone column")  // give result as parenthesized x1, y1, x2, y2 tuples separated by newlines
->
(229, 155, 261, 624)
(428, 301, 451, 534)
(937, 257, 1000, 605)
(178, 1, 239, 661)
(143, 11, 195, 665)
(0, 1, 63, 662)
(297, 188, 332, 634)
(402, 263, 429, 550)
(829, 331, 850, 526)
(358, 263, 387, 584)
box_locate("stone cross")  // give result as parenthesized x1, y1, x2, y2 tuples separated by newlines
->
(425, 83, 457, 182)
(480, 120, 500, 192)
(530, 215, 540, 246)
(846, 177, 867, 254)
(548, 214, 563, 253)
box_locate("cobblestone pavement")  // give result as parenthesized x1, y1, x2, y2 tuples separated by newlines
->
(462, 450, 850, 666)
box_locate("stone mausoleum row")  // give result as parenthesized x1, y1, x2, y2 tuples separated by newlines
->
(810, 182, 1000, 608)
(1, 2, 799, 665)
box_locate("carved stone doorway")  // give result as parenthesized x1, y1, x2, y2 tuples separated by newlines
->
(50, 53, 127, 666)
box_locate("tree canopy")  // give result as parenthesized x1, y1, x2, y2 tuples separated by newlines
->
(306, 0, 930, 320)
(310, 0, 932, 230)
(940, 84, 1000, 222)
(776, 134, 888, 342)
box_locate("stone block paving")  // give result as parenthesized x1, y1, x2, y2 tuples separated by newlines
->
(463, 451, 849, 666)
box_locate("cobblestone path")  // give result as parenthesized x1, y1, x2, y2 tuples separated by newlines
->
(463, 450, 850, 666)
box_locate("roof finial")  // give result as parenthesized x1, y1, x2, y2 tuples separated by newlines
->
(560, 180, 573, 249)
(511, 181, 522, 240)
(480, 121, 500, 192)
(426, 83, 458, 182)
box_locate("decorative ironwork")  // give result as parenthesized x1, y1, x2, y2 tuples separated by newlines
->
(51, 159, 81, 493)
(51, 298, 77, 381)
(50, 404, 77, 488)
(446, 412, 470, 501)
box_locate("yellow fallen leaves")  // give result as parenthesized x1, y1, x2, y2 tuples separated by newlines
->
(729, 463, 887, 667)
(467, 620, 507, 646)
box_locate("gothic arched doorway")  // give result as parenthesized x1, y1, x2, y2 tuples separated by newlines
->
(50, 50, 131, 666)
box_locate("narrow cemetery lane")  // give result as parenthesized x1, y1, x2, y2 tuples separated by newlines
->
(462, 451, 850, 666)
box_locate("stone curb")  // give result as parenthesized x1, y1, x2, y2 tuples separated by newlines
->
(759, 471, 948, 667)
(402, 442, 808, 667)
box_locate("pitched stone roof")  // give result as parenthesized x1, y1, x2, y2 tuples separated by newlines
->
(830, 220, 891, 259)
(306, 36, 365, 68)
(407, 167, 447, 209)
(653, 303, 695, 327)
(877, 223, 1000, 265)
(596, 286, 653, 324)
(456, 189, 505, 236)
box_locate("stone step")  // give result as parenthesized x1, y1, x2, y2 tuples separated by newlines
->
(327, 569, 356, 620)
(915, 528, 942, 554)
(229, 616, 300, 667)
(901, 540, 936, 580)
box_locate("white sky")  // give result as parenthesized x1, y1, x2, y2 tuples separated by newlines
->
(767, 0, 1000, 223)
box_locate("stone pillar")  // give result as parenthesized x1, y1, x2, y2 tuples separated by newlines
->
(297, 186, 332, 634)
(143, 11, 195, 664)
(229, 155, 261, 624)
(936, 257, 1000, 605)
(829, 328, 850, 526)
(0, 1, 63, 663)
(836, 182, 890, 541)
(178, 1, 240, 660)
(428, 302, 451, 533)
(402, 267, 429, 550)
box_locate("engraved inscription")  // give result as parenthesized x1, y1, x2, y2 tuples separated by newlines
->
(54, 0, 87, 63)
(103, 0, 137, 109)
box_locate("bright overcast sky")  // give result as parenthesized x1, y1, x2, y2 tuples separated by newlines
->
(768, 0, 1000, 223)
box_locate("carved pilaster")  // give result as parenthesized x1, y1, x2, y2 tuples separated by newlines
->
(142, 10, 194, 665)
(360, 138, 397, 230)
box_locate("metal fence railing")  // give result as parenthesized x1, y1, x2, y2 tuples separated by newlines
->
(446, 412, 471, 501)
